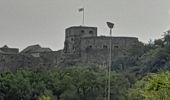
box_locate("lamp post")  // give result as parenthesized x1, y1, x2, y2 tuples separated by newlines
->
(106, 22, 114, 100)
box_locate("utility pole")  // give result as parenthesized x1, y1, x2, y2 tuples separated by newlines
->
(106, 22, 114, 100)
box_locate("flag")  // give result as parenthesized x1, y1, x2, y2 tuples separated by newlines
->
(107, 22, 114, 29)
(79, 8, 84, 12)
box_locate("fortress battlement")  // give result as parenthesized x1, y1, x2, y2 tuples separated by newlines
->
(0, 26, 144, 69)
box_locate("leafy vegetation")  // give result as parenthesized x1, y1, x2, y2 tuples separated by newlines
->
(128, 72, 170, 100)
(0, 66, 130, 100)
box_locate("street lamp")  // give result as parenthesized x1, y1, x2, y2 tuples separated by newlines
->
(107, 22, 114, 29)
(106, 22, 114, 100)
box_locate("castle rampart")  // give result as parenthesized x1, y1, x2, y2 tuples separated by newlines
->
(0, 25, 144, 69)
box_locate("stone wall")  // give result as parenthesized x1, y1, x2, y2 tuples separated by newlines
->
(0, 45, 19, 54)
(0, 50, 64, 71)
(80, 36, 141, 65)
(0, 25, 144, 70)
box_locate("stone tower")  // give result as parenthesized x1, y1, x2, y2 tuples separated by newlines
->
(62, 25, 144, 66)
(64, 26, 97, 55)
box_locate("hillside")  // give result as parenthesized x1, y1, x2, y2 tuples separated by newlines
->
(0, 30, 170, 100)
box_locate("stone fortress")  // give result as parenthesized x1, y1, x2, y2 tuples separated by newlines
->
(0, 25, 143, 70)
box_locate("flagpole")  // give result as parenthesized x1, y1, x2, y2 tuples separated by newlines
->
(82, 0, 84, 25)
(79, 8, 85, 25)
(83, 9, 85, 25)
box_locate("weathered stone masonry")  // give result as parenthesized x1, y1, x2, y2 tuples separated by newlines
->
(0, 25, 144, 70)
(63, 26, 143, 66)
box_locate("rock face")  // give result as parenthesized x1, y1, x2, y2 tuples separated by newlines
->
(0, 26, 144, 70)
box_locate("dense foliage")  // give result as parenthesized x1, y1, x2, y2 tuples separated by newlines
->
(0, 67, 130, 100)
(128, 72, 170, 100)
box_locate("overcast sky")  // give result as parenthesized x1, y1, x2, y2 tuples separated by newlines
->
(0, 0, 170, 51)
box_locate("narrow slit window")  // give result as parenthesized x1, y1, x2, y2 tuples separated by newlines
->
(103, 45, 107, 49)
(81, 30, 85, 33)
(89, 31, 93, 34)
(114, 46, 119, 48)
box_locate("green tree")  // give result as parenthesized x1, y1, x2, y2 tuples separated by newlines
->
(46, 69, 72, 100)
(128, 72, 170, 100)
